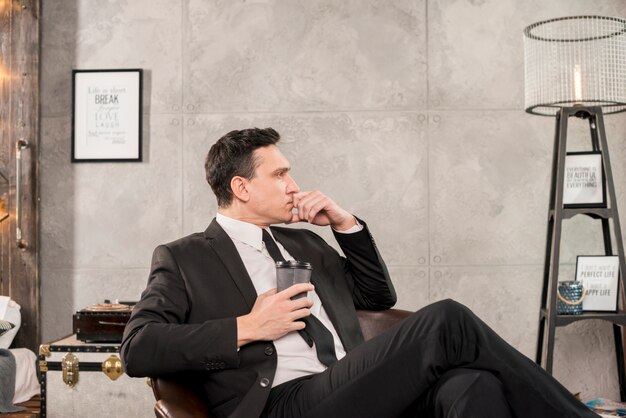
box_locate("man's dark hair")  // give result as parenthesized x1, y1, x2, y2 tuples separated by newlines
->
(205, 127, 281, 207)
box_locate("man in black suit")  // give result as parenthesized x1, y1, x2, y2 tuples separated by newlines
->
(121, 127, 599, 418)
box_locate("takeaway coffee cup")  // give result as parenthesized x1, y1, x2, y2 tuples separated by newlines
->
(276, 260, 312, 299)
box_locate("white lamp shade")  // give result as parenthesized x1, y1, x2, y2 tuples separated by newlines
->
(524, 16, 626, 116)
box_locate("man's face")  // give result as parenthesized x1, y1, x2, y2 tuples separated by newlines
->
(245, 145, 300, 225)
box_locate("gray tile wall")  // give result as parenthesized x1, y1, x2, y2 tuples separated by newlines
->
(40, 0, 626, 401)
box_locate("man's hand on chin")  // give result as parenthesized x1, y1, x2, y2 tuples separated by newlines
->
(289, 191, 357, 231)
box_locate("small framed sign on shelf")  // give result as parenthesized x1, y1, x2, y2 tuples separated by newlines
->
(575, 255, 620, 311)
(71, 69, 143, 162)
(563, 152, 605, 208)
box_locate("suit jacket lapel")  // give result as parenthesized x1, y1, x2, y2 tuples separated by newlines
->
(204, 219, 257, 310)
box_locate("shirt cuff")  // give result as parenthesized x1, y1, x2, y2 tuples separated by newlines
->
(332, 218, 363, 234)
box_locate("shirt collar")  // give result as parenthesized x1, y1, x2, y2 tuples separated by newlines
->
(215, 212, 266, 252)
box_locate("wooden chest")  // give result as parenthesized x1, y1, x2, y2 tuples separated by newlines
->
(72, 303, 133, 343)
(39, 335, 154, 418)
(72, 310, 131, 343)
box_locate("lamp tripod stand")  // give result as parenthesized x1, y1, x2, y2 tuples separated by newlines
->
(535, 105, 626, 401)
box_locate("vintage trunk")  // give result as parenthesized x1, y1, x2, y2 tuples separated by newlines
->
(72, 310, 131, 343)
(39, 335, 154, 418)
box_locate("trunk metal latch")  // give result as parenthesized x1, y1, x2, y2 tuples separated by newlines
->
(62, 353, 79, 387)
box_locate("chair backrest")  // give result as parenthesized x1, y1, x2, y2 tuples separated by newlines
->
(152, 308, 413, 418)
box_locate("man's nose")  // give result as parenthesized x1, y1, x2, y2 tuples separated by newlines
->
(286, 175, 300, 193)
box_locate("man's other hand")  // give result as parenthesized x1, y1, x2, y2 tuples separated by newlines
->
(236, 283, 314, 347)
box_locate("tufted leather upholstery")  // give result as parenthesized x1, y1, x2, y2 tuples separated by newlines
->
(152, 308, 413, 418)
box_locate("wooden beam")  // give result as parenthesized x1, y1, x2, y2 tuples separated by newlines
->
(0, 0, 40, 352)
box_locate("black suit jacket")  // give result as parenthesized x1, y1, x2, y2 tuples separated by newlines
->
(120, 218, 396, 418)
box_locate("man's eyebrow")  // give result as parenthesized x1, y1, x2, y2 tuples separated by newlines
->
(273, 167, 291, 175)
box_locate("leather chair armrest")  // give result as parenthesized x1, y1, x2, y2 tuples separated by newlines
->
(151, 377, 210, 418)
(357, 308, 412, 341)
(155, 399, 207, 418)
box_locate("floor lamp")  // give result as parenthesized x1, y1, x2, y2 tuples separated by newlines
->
(524, 15, 626, 400)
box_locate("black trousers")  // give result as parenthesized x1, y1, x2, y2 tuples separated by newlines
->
(263, 299, 599, 418)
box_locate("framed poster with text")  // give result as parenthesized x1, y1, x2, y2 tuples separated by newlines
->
(563, 152, 605, 207)
(72, 69, 143, 162)
(575, 255, 619, 311)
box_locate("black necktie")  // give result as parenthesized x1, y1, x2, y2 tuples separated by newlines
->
(262, 229, 338, 366)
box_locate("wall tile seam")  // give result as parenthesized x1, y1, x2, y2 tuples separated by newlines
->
(175, 108, 529, 115)
(179, 101, 185, 239)
(178, 109, 431, 116)
(425, 108, 532, 113)
(425, 66, 431, 271)
(41, 267, 149, 272)
(40, 109, 535, 119)
(386, 263, 546, 268)
(423, 263, 546, 268)
(424, 0, 430, 109)
(40, 112, 186, 119)
(387, 264, 430, 268)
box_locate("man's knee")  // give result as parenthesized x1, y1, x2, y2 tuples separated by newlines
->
(430, 298, 467, 314)
(402, 299, 474, 339)
(418, 299, 471, 325)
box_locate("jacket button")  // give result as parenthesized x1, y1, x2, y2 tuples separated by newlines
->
(264, 346, 274, 356)
(260, 378, 270, 388)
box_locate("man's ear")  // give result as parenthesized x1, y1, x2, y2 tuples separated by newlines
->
(230, 176, 250, 202)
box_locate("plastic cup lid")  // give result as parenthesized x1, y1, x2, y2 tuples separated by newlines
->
(275, 260, 312, 269)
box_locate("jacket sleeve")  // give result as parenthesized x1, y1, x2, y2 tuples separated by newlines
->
(120, 245, 240, 377)
(331, 218, 397, 310)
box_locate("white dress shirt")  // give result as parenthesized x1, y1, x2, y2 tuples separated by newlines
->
(215, 213, 360, 386)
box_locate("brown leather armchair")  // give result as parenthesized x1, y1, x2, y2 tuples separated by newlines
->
(151, 309, 412, 418)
